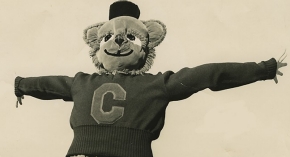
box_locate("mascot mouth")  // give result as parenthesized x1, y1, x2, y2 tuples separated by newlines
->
(104, 49, 133, 57)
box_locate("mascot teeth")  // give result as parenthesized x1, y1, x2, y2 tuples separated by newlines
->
(104, 49, 133, 57)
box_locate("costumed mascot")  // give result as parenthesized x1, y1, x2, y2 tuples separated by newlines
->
(15, 1, 287, 157)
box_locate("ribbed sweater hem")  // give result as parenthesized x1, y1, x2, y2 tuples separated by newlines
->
(66, 125, 154, 157)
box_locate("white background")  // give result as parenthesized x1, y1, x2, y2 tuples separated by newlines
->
(0, 0, 290, 156)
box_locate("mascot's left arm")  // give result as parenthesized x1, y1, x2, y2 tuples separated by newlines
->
(163, 54, 286, 101)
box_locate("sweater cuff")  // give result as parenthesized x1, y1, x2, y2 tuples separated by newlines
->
(15, 76, 24, 97)
(263, 58, 277, 79)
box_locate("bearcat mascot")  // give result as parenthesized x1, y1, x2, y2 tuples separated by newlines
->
(15, 1, 287, 157)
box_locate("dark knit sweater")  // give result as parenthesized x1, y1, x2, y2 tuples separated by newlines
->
(14, 58, 277, 157)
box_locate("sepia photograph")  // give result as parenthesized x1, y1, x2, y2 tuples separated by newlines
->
(0, 0, 289, 156)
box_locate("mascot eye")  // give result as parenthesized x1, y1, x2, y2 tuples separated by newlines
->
(127, 34, 135, 41)
(104, 34, 112, 42)
(127, 34, 141, 46)
(100, 34, 113, 47)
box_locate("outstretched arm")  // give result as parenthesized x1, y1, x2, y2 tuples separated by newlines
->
(15, 76, 74, 108)
(165, 58, 281, 101)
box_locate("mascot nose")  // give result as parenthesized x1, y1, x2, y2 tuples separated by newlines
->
(115, 37, 124, 46)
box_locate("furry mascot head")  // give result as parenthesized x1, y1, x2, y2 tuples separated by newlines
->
(83, 0, 166, 75)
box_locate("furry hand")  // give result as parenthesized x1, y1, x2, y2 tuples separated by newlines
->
(16, 96, 24, 108)
(274, 51, 287, 84)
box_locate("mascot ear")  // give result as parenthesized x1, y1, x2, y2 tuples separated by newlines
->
(142, 20, 166, 48)
(83, 22, 105, 49)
